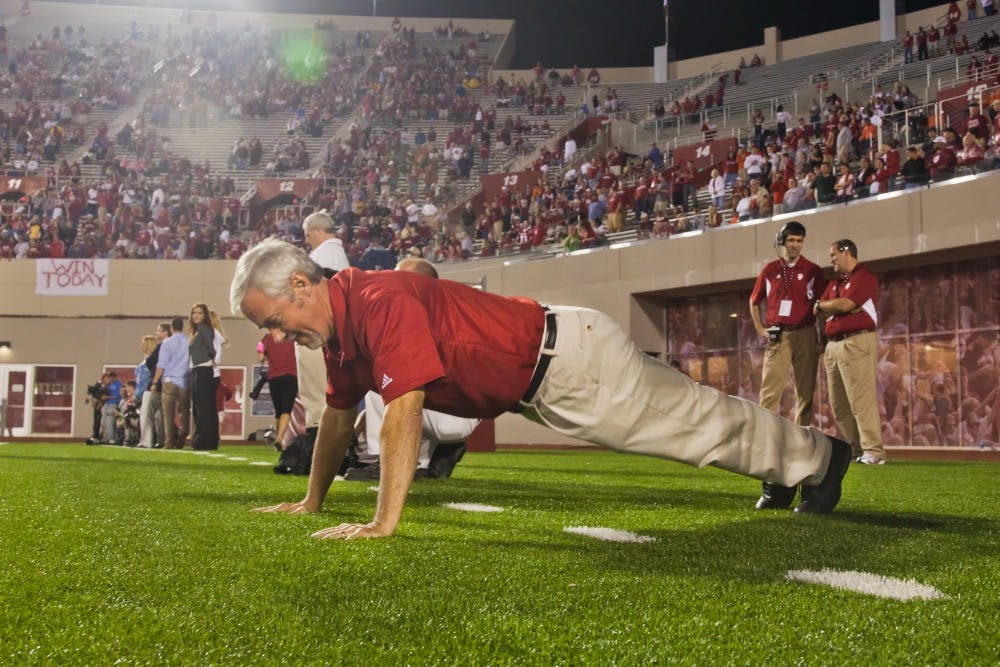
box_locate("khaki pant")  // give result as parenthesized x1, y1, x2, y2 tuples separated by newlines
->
(522, 306, 833, 487)
(759, 327, 819, 426)
(824, 331, 883, 458)
(295, 344, 328, 429)
(606, 212, 623, 233)
(161, 380, 190, 449)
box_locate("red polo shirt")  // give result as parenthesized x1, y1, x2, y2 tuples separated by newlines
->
(820, 264, 879, 338)
(262, 336, 297, 378)
(750, 256, 825, 327)
(323, 268, 545, 418)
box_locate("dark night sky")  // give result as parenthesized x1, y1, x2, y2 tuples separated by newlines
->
(175, 0, 947, 66)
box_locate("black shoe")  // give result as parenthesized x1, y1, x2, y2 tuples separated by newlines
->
(427, 442, 467, 479)
(413, 467, 431, 480)
(795, 436, 852, 514)
(344, 464, 381, 481)
(755, 482, 797, 509)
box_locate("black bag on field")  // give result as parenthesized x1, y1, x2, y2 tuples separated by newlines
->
(274, 427, 316, 476)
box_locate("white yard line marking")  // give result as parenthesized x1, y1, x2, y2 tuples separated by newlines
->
(248, 461, 273, 466)
(207, 453, 227, 458)
(563, 526, 656, 543)
(785, 569, 949, 601)
(226, 456, 248, 461)
(445, 502, 505, 513)
(367, 485, 379, 492)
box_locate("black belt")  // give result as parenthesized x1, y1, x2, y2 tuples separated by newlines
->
(775, 323, 811, 331)
(512, 309, 557, 413)
(829, 328, 876, 342)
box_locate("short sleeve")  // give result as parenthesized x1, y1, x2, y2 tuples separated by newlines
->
(750, 266, 769, 305)
(842, 270, 877, 306)
(360, 293, 446, 404)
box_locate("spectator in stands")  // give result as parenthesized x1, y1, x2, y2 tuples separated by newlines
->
(964, 101, 991, 142)
(903, 30, 914, 63)
(958, 133, 988, 173)
(782, 178, 806, 213)
(854, 157, 877, 197)
(648, 142, 663, 169)
(708, 168, 725, 209)
(735, 187, 754, 221)
(562, 224, 582, 253)
(813, 162, 837, 205)
(835, 163, 855, 203)
(902, 145, 931, 188)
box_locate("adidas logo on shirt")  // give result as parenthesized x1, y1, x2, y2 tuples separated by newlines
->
(381, 374, 393, 389)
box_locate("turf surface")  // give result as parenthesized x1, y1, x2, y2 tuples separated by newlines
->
(0, 443, 997, 665)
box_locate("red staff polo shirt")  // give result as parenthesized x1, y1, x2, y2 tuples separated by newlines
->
(261, 335, 297, 378)
(750, 256, 825, 327)
(820, 264, 879, 338)
(322, 268, 545, 418)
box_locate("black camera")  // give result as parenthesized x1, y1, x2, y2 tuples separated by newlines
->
(86, 382, 106, 400)
(766, 326, 782, 344)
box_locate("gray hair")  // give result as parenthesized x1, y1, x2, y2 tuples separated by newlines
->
(302, 209, 337, 234)
(229, 238, 323, 315)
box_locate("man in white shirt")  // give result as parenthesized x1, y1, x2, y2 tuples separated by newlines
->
(287, 210, 352, 454)
(302, 210, 349, 270)
(743, 145, 767, 182)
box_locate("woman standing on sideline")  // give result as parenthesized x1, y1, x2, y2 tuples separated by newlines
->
(188, 303, 219, 450)
(210, 310, 230, 428)
(137, 334, 163, 448)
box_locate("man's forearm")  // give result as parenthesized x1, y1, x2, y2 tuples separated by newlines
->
(817, 297, 858, 315)
(371, 390, 425, 535)
(305, 405, 356, 510)
(749, 299, 766, 334)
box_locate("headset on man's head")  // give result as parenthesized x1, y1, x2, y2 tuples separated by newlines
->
(774, 220, 806, 248)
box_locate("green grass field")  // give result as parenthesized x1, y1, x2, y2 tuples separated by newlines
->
(1, 443, 997, 665)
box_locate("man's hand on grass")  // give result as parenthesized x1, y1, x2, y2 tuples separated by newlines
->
(311, 522, 393, 540)
(252, 499, 319, 514)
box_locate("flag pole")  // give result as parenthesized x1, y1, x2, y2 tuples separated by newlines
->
(663, 0, 670, 82)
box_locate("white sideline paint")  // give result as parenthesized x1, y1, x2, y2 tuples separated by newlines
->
(226, 456, 248, 461)
(785, 569, 950, 601)
(368, 486, 379, 492)
(248, 461, 272, 466)
(445, 502, 505, 513)
(563, 526, 656, 543)
(208, 453, 227, 458)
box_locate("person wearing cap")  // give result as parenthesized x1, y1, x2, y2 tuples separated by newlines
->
(749, 221, 828, 508)
(816, 239, 884, 465)
(232, 239, 853, 539)
(927, 134, 958, 181)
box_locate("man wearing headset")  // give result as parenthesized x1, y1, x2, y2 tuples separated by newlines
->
(750, 221, 828, 509)
(815, 239, 884, 465)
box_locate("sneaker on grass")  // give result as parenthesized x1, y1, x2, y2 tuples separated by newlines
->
(856, 453, 886, 465)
